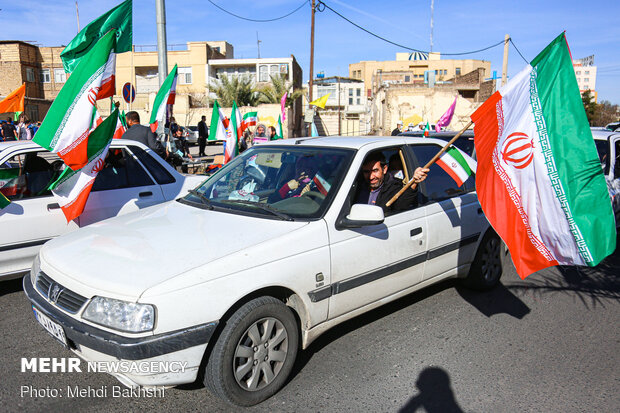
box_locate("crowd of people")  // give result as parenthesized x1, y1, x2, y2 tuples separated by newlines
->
(0, 117, 40, 141)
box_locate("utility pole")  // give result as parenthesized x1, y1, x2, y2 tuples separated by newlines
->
(308, 0, 316, 136)
(501, 34, 509, 87)
(256, 32, 261, 58)
(338, 77, 341, 135)
(75, 1, 80, 33)
(156, 0, 169, 88)
(430, 0, 434, 53)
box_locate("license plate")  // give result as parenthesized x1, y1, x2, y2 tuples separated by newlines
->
(32, 306, 68, 347)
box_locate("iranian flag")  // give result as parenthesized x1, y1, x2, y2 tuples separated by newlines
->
(0, 168, 26, 209)
(34, 30, 117, 171)
(471, 33, 616, 279)
(49, 109, 119, 222)
(436, 146, 473, 187)
(226, 102, 241, 163)
(149, 64, 178, 133)
(209, 100, 228, 143)
(423, 122, 431, 137)
(113, 110, 127, 139)
(241, 111, 258, 133)
(272, 115, 284, 140)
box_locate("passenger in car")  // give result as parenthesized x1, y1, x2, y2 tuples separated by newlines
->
(270, 155, 317, 201)
(357, 152, 429, 214)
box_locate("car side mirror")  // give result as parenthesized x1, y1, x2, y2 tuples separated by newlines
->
(339, 204, 385, 228)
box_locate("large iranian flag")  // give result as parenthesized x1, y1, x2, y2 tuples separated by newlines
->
(209, 100, 228, 143)
(50, 110, 119, 222)
(34, 30, 117, 171)
(471, 33, 615, 279)
(149, 64, 178, 133)
(226, 102, 241, 163)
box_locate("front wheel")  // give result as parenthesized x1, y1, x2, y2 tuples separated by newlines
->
(462, 230, 503, 290)
(204, 296, 299, 406)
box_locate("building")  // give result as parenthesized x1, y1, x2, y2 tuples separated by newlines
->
(573, 55, 597, 100)
(349, 52, 491, 97)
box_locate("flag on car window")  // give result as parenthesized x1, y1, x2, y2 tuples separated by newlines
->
(0, 168, 26, 209)
(423, 122, 431, 137)
(34, 30, 117, 171)
(0, 193, 9, 209)
(149, 64, 178, 133)
(60, 0, 132, 74)
(471, 33, 615, 279)
(436, 146, 473, 187)
(49, 110, 119, 222)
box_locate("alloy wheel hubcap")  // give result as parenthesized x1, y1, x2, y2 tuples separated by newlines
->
(481, 238, 501, 282)
(233, 317, 288, 391)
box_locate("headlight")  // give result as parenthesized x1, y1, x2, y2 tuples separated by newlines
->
(83, 296, 155, 333)
(30, 255, 41, 287)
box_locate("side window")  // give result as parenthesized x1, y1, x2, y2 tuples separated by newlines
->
(92, 149, 154, 191)
(615, 141, 620, 179)
(129, 146, 176, 185)
(0, 151, 63, 200)
(409, 144, 476, 204)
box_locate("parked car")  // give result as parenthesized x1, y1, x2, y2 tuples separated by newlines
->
(185, 126, 199, 145)
(592, 129, 620, 227)
(400, 130, 476, 158)
(24, 136, 503, 406)
(0, 140, 204, 280)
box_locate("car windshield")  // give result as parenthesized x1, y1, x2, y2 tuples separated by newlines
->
(595, 139, 609, 173)
(182, 145, 354, 219)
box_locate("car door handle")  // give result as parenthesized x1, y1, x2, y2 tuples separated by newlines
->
(410, 227, 422, 237)
(139, 191, 153, 198)
(47, 203, 60, 211)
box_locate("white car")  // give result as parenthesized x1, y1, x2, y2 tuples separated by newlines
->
(0, 140, 204, 280)
(592, 129, 620, 226)
(24, 136, 503, 406)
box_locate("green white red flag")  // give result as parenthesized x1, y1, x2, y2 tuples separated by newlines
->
(0, 168, 26, 209)
(226, 102, 241, 163)
(149, 64, 178, 133)
(272, 115, 284, 140)
(49, 109, 119, 222)
(34, 30, 117, 171)
(209, 99, 228, 142)
(471, 33, 616, 279)
(423, 122, 430, 137)
(436, 146, 473, 187)
(241, 111, 258, 134)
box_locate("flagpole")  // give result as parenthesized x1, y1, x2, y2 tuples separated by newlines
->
(385, 120, 473, 207)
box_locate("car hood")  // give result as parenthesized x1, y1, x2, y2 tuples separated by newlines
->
(40, 201, 309, 299)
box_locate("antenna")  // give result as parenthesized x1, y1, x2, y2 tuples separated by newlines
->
(75, 1, 81, 33)
(430, 0, 434, 53)
(256, 31, 262, 59)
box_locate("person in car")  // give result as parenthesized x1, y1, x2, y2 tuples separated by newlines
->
(270, 156, 317, 201)
(357, 152, 429, 214)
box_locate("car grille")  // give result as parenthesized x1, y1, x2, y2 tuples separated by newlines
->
(35, 271, 88, 314)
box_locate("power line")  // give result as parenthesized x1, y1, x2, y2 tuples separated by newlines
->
(206, 0, 309, 23)
(509, 38, 528, 64)
(317, 0, 505, 56)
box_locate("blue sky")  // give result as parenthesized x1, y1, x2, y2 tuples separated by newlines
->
(2, 0, 619, 103)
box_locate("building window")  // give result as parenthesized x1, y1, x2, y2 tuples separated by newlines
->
(584, 78, 589, 82)
(40, 69, 51, 83)
(349, 89, 353, 97)
(576, 70, 581, 75)
(259, 65, 269, 82)
(356, 88, 361, 96)
(404, 75, 411, 82)
(435, 70, 438, 75)
(585, 70, 589, 75)
(349, 97, 353, 105)
(178, 67, 192, 84)
(54, 68, 66, 83)
(26, 67, 35, 82)
(456, 68, 461, 76)
(356, 98, 361, 105)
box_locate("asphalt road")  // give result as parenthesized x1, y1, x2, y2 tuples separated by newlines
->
(1, 234, 618, 413)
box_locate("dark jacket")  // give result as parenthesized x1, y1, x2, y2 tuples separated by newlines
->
(122, 124, 164, 156)
(198, 120, 208, 138)
(391, 127, 402, 136)
(358, 174, 417, 215)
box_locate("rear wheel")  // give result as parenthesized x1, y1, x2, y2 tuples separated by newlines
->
(462, 230, 503, 290)
(204, 296, 298, 406)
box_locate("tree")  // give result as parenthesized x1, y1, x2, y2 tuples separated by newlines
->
(209, 75, 259, 107)
(257, 74, 304, 107)
(591, 100, 620, 127)
(581, 90, 597, 125)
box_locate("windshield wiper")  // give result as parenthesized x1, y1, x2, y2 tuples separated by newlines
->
(225, 200, 294, 221)
(188, 189, 214, 210)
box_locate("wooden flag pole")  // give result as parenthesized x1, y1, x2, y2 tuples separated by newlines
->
(385, 120, 474, 207)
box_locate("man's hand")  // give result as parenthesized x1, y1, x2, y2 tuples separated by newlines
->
(413, 167, 430, 183)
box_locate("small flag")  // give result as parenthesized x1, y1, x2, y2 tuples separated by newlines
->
(0, 83, 25, 114)
(49, 109, 119, 222)
(436, 146, 473, 187)
(60, 0, 133, 74)
(273, 115, 284, 140)
(149, 64, 178, 133)
(34, 30, 117, 171)
(280, 92, 287, 121)
(309, 93, 330, 109)
(471, 33, 615, 279)
(0, 168, 26, 209)
(241, 111, 258, 135)
(423, 122, 430, 137)
(312, 172, 331, 195)
(436, 95, 457, 132)
(0, 193, 10, 209)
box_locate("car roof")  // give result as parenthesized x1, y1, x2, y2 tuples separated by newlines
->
(262, 135, 457, 150)
(0, 139, 148, 152)
(591, 129, 620, 141)
(400, 130, 475, 138)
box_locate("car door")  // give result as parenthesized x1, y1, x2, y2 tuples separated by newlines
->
(325, 145, 427, 319)
(0, 149, 78, 277)
(77, 146, 166, 227)
(408, 143, 484, 281)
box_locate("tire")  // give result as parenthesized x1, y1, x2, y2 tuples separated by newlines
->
(204, 296, 299, 406)
(462, 230, 503, 290)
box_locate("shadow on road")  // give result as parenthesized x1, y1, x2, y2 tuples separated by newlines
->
(504, 233, 620, 309)
(0, 277, 24, 297)
(398, 367, 464, 413)
(455, 282, 531, 319)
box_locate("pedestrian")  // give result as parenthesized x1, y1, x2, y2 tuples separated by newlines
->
(254, 123, 268, 144)
(1, 117, 17, 141)
(174, 128, 193, 161)
(391, 120, 403, 136)
(197, 115, 208, 157)
(16, 117, 29, 140)
(122, 111, 166, 158)
(268, 126, 277, 140)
